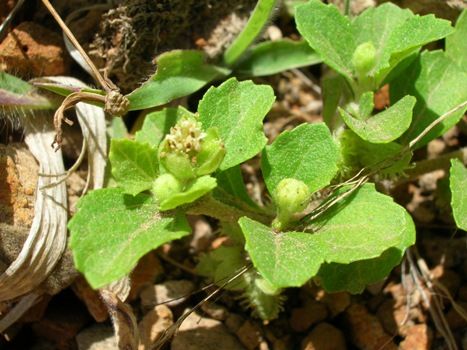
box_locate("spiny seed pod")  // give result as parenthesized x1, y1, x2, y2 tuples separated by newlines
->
(352, 41, 377, 76)
(152, 173, 182, 203)
(274, 178, 311, 215)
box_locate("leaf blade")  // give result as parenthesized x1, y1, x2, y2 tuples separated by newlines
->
(198, 78, 275, 171)
(69, 188, 190, 288)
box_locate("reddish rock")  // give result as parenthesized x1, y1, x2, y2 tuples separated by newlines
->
(171, 311, 245, 350)
(72, 277, 108, 322)
(343, 303, 397, 350)
(236, 320, 264, 350)
(300, 323, 346, 350)
(399, 324, 433, 350)
(140, 280, 194, 310)
(374, 84, 390, 110)
(20, 295, 51, 323)
(290, 300, 328, 332)
(0, 144, 37, 228)
(317, 291, 351, 317)
(0, 22, 69, 77)
(138, 305, 173, 350)
(200, 302, 228, 321)
(128, 252, 164, 301)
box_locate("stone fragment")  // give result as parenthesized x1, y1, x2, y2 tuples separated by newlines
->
(129, 252, 164, 301)
(200, 302, 228, 321)
(76, 324, 117, 350)
(171, 311, 245, 350)
(140, 280, 195, 310)
(290, 300, 328, 332)
(317, 291, 351, 317)
(72, 276, 108, 322)
(343, 303, 397, 350)
(138, 304, 173, 350)
(225, 313, 245, 333)
(0, 22, 69, 77)
(236, 320, 264, 350)
(300, 322, 346, 350)
(399, 324, 433, 350)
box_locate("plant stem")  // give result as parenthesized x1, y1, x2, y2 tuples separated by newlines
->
(395, 147, 467, 185)
(344, 0, 351, 16)
(186, 195, 271, 224)
(223, 0, 278, 67)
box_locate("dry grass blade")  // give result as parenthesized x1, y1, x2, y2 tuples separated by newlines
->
(0, 114, 68, 301)
(406, 249, 458, 350)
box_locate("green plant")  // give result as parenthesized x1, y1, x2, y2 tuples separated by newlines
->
(1, 1, 466, 322)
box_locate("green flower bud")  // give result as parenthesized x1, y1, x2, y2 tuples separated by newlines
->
(196, 127, 226, 176)
(352, 41, 376, 76)
(152, 173, 182, 203)
(159, 152, 195, 182)
(274, 178, 311, 215)
(158, 116, 205, 182)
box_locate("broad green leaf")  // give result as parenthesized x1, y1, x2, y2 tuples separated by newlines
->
(450, 159, 467, 230)
(127, 50, 230, 111)
(317, 210, 414, 293)
(446, 10, 467, 72)
(317, 246, 404, 293)
(109, 139, 159, 196)
(198, 78, 275, 171)
(339, 130, 412, 177)
(239, 216, 324, 288)
(261, 123, 340, 194)
(69, 188, 190, 288)
(216, 166, 257, 208)
(391, 51, 467, 148)
(240, 184, 415, 289)
(310, 184, 415, 264)
(236, 40, 322, 77)
(339, 95, 416, 144)
(296, 0, 355, 81)
(352, 4, 453, 84)
(135, 107, 193, 147)
(352, 3, 412, 78)
(159, 175, 217, 211)
(0, 72, 57, 110)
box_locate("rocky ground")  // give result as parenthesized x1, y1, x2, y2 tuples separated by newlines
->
(0, 1, 466, 349)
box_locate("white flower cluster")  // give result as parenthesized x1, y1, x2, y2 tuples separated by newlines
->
(165, 118, 207, 155)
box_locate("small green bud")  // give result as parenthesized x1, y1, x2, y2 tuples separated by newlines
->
(159, 152, 195, 182)
(152, 173, 182, 203)
(196, 127, 226, 176)
(352, 41, 376, 76)
(274, 178, 311, 215)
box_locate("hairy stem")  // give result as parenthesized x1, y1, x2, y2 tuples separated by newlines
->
(395, 147, 467, 185)
(223, 0, 278, 67)
(187, 195, 271, 224)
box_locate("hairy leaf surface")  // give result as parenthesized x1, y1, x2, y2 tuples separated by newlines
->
(69, 188, 190, 288)
(198, 78, 275, 171)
